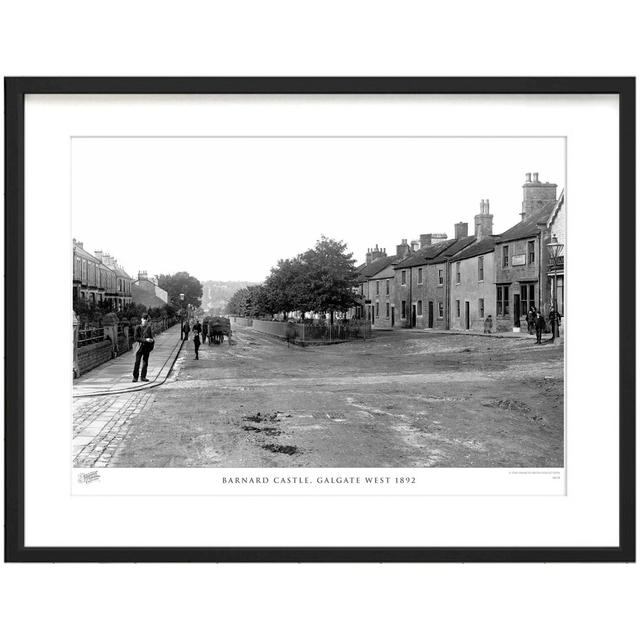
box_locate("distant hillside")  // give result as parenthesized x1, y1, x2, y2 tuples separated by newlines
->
(201, 280, 258, 314)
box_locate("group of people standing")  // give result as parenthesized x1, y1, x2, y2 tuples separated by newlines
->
(526, 305, 562, 345)
(181, 320, 206, 360)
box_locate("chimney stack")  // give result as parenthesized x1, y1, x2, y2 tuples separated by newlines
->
(411, 239, 420, 252)
(138, 270, 148, 281)
(396, 238, 411, 258)
(525, 172, 532, 182)
(454, 222, 468, 240)
(522, 172, 558, 221)
(475, 198, 493, 241)
(366, 244, 387, 264)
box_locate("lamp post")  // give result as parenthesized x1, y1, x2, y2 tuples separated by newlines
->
(546, 234, 564, 341)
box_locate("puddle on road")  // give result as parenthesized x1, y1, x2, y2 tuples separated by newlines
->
(262, 444, 299, 455)
(243, 411, 281, 423)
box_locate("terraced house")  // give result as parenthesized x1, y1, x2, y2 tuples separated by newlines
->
(391, 233, 454, 329)
(357, 172, 564, 334)
(73, 239, 134, 310)
(424, 228, 476, 330)
(357, 241, 413, 328)
(449, 200, 499, 332)
(493, 173, 558, 332)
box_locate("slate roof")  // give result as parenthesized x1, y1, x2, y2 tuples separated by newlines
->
(427, 236, 477, 264)
(73, 242, 99, 262)
(546, 190, 565, 229)
(114, 265, 132, 279)
(497, 201, 556, 243)
(357, 255, 400, 281)
(131, 284, 167, 309)
(393, 239, 456, 269)
(451, 236, 500, 262)
(73, 241, 132, 279)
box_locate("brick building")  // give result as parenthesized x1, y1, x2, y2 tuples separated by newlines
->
(449, 200, 500, 332)
(73, 239, 133, 310)
(426, 231, 476, 330)
(493, 173, 558, 331)
(391, 234, 455, 329)
(95, 251, 133, 310)
(73, 239, 104, 305)
(356, 242, 412, 327)
(132, 270, 169, 309)
(358, 172, 564, 334)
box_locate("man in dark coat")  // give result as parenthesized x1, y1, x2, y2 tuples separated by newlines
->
(132, 313, 155, 381)
(182, 320, 190, 341)
(526, 306, 536, 335)
(549, 306, 560, 342)
(192, 320, 202, 359)
(535, 311, 545, 345)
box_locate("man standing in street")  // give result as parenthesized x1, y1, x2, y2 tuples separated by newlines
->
(132, 313, 155, 382)
(192, 319, 202, 360)
(549, 305, 559, 342)
(182, 320, 190, 342)
(535, 311, 545, 345)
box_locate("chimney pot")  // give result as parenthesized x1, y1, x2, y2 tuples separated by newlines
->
(454, 222, 469, 240)
(525, 172, 532, 182)
(533, 172, 539, 182)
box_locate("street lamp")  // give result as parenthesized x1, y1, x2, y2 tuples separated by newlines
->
(546, 234, 564, 341)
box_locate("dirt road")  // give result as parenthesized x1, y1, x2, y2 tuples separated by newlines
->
(107, 327, 564, 468)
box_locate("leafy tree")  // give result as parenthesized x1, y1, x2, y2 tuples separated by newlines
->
(157, 271, 203, 310)
(226, 236, 358, 322)
(299, 236, 358, 321)
(263, 257, 308, 316)
(227, 285, 269, 317)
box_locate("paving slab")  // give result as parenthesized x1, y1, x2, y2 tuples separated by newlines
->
(73, 324, 184, 397)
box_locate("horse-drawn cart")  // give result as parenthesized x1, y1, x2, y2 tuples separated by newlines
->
(204, 316, 232, 344)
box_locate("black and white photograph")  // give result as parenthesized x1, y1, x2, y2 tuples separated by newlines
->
(71, 136, 566, 472)
(6, 78, 632, 564)
(2, 2, 638, 638)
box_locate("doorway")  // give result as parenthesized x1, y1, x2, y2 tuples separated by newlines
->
(465, 301, 470, 330)
(428, 301, 433, 328)
(411, 304, 417, 328)
(391, 306, 395, 327)
(513, 294, 520, 327)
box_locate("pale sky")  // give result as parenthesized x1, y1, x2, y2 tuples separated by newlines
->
(71, 137, 565, 282)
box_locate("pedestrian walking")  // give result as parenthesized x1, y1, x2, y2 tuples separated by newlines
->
(192, 320, 202, 360)
(535, 311, 545, 345)
(483, 314, 493, 334)
(132, 313, 155, 382)
(182, 320, 190, 341)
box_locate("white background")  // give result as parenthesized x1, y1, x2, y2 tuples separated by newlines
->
(1, 1, 638, 639)
(28, 95, 601, 547)
(71, 135, 565, 282)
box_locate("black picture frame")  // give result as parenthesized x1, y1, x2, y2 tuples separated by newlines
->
(4, 77, 635, 563)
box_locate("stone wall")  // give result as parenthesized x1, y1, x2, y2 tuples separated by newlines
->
(77, 341, 113, 376)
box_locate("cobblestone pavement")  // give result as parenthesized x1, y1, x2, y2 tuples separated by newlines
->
(73, 392, 154, 467)
(103, 328, 564, 468)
